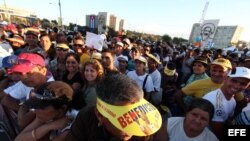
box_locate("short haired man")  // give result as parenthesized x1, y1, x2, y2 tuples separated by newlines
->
(22, 30, 42, 53)
(72, 36, 90, 65)
(101, 48, 119, 75)
(203, 67, 250, 140)
(66, 73, 166, 140)
(147, 53, 162, 105)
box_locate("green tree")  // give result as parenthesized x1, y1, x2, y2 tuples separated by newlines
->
(41, 18, 50, 29)
(172, 37, 188, 45)
(68, 23, 75, 31)
(162, 34, 172, 43)
(107, 26, 117, 37)
(51, 20, 58, 26)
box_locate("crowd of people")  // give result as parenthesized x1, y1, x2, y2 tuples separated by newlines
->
(0, 21, 250, 141)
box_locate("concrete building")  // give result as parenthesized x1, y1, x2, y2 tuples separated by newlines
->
(212, 26, 243, 48)
(119, 19, 127, 32)
(0, 5, 37, 25)
(109, 14, 120, 31)
(86, 12, 126, 34)
(189, 19, 243, 49)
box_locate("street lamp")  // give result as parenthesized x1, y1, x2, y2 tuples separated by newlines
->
(58, 0, 62, 27)
(50, 1, 63, 28)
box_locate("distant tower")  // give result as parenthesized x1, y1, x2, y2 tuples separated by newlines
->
(199, 1, 209, 25)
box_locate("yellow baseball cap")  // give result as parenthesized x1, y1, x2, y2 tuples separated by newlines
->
(96, 97, 162, 136)
(211, 58, 232, 71)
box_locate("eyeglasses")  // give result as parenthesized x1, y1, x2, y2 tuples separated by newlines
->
(56, 48, 69, 52)
(73, 44, 84, 47)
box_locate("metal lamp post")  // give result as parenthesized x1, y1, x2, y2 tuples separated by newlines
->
(58, 0, 62, 27)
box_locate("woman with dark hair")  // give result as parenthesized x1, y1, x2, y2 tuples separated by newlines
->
(165, 98, 219, 141)
(62, 53, 83, 91)
(182, 56, 209, 107)
(185, 56, 209, 86)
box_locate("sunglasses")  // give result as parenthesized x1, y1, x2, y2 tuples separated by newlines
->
(56, 48, 69, 52)
(10, 58, 36, 66)
(28, 89, 68, 109)
(73, 44, 84, 47)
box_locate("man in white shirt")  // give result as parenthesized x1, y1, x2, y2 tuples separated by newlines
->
(147, 53, 162, 105)
(203, 67, 250, 140)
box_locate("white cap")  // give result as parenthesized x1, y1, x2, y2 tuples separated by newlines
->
(116, 42, 124, 47)
(117, 55, 128, 62)
(228, 67, 250, 80)
(91, 52, 102, 60)
(135, 56, 147, 64)
(123, 38, 130, 45)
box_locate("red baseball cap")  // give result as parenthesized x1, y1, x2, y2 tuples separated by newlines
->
(11, 53, 45, 74)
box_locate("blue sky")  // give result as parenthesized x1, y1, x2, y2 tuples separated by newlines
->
(3, 0, 250, 41)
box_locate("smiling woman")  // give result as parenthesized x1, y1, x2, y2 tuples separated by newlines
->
(62, 52, 83, 92)
(71, 59, 104, 110)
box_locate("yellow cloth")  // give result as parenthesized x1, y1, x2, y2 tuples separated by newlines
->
(80, 53, 90, 65)
(182, 77, 244, 101)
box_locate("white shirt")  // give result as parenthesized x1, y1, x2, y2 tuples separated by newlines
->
(127, 70, 154, 93)
(4, 73, 55, 101)
(203, 89, 236, 122)
(149, 69, 161, 92)
(167, 117, 219, 141)
(4, 81, 33, 102)
(0, 42, 13, 68)
(242, 103, 250, 112)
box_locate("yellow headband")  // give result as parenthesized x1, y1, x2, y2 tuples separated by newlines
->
(164, 67, 176, 76)
(96, 98, 162, 136)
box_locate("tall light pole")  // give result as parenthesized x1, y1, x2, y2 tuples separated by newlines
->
(3, 0, 7, 8)
(58, 0, 62, 27)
